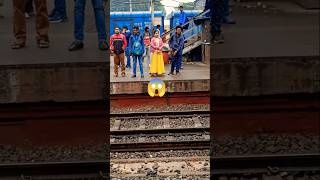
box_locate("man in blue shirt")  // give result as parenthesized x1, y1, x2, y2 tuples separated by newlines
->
(178, 5, 187, 26)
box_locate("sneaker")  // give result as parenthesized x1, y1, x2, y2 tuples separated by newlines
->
(141, 75, 144, 78)
(69, 40, 84, 51)
(48, 16, 65, 23)
(11, 41, 26, 49)
(25, 13, 30, 18)
(168, 72, 174, 75)
(214, 33, 224, 44)
(131, 75, 136, 78)
(37, 40, 49, 48)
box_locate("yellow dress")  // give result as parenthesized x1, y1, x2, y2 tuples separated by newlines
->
(150, 39, 165, 75)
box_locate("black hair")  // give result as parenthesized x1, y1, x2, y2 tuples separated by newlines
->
(179, 5, 183, 8)
(114, 26, 120, 29)
(176, 25, 183, 31)
(145, 26, 149, 31)
(133, 26, 139, 30)
(123, 25, 128, 29)
(157, 24, 161, 28)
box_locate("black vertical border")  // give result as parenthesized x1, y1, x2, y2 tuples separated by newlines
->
(105, 0, 111, 179)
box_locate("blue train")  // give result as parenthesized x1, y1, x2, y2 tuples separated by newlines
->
(110, 11, 165, 34)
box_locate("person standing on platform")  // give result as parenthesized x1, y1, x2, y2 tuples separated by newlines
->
(129, 26, 145, 78)
(222, 0, 236, 24)
(205, 0, 235, 43)
(48, 0, 67, 23)
(122, 26, 132, 68)
(143, 26, 151, 68)
(12, 0, 50, 49)
(110, 27, 127, 77)
(178, 5, 187, 26)
(168, 26, 184, 75)
(68, 0, 108, 51)
(150, 30, 165, 77)
(154, 24, 162, 35)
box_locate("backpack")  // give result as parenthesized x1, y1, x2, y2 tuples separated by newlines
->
(131, 35, 143, 56)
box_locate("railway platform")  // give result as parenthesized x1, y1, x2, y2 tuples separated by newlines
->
(110, 57, 210, 94)
(0, 0, 108, 104)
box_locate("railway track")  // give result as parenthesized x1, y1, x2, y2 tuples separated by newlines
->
(110, 111, 210, 152)
(0, 161, 108, 179)
(111, 154, 319, 179)
(213, 154, 320, 179)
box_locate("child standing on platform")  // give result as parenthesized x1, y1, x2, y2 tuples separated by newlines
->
(150, 30, 165, 77)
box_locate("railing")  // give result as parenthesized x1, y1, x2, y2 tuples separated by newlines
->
(161, 9, 210, 40)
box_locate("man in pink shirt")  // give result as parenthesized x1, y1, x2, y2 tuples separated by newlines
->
(110, 27, 127, 77)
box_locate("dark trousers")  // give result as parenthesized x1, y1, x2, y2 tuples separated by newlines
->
(13, 0, 49, 42)
(25, 0, 34, 14)
(205, 0, 224, 36)
(170, 54, 182, 73)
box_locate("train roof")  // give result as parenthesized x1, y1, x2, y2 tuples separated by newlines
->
(111, 11, 165, 17)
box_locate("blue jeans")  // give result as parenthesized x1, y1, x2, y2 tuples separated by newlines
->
(74, 0, 106, 42)
(132, 55, 144, 76)
(51, 0, 66, 18)
(125, 47, 131, 67)
(170, 54, 182, 73)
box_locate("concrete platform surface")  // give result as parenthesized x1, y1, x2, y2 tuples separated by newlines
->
(213, 1, 319, 59)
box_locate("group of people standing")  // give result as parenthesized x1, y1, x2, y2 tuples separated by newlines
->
(110, 25, 184, 78)
(2, 0, 108, 51)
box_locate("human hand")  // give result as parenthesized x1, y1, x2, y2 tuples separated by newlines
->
(173, 51, 177, 56)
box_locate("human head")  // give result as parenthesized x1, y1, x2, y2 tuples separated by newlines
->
(175, 25, 182, 35)
(123, 25, 128, 31)
(157, 25, 160, 30)
(145, 26, 149, 32)
(133, 26, 139, 34)
(179, 5, 183, 12)
(115, 27, 120, 34)
(154, 30, 160, 38)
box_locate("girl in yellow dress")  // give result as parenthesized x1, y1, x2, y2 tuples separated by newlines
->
(150, 30, 165, 76)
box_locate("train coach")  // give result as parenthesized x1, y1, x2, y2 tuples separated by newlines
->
(110, 11, 165, 34)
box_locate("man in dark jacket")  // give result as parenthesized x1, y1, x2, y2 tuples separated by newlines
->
(110, 27, 127, 77)
(129, 26, 145, 78)
(168, 26, 184, 75)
